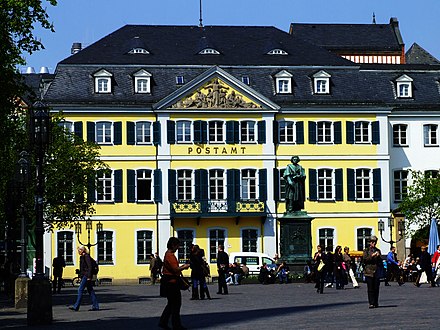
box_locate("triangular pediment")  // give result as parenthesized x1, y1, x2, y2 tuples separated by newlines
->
(153, 66, 279, 111)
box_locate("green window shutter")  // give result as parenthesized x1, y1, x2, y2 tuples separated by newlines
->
(347, 168, 355, 201)
(227, 169, 239, 212)
(114, 122, 122, 145)
(308, 121, 316, 144)
(273, 121, 279, 145)
(273, 168, 280, 201)
(127, 122, 135, 145)
(346, 121, 354, 144)
(153, 121, 161, 145)
(335, 168, 343, 201)
(87, 175, 96, 203)
(373, 168, 382, 201)
(154, 169, 162, 203)
(168, 169, 176, 202)
(194, 121, 202, 143)
(233, 121, 240, 143)
(195, 169, 202, 200)
(308, 169, 317, 201)
(127, 170, 135, 203)
(87, 122, 95, 142)
(167, 120, 175, 144)
(372, 121, 380, 145)
(74, 122, 83, 140)
(201, 121, 207, 144)
(114, 169, 123, 203)
(296, 121, 304, 144)
(226, 121, 234, 144)
(200, 169, 208, 200)
(259, 169, 267, 201)
(334, 121, 342, 144)
(257, 121, 266, 144)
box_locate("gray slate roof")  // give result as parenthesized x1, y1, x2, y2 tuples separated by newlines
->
(406, 43, 440, 65)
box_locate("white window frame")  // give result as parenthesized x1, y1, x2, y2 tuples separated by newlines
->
(176, 120, 192, 143)
(136, 121, 152, 144)
(136, 229, 153, 265)
(318, 227, 336, 251)
(396, 74, 413, 98)
(177, 229, 195, 263)
(313, 70, 331, 94)
(241, 168, 258, 200)
(208, 227, 227, 263)
(317, 121, 333, 144)
(393, 169, 409, 202)
(56, 230, 75, 265)
(279, 121, 296, 143)
(240, 120, 256, 143)
(96, 121, 113, 145)
(96, 170, 113, 202)
(356, 227, 373, 251)
(208, 120, 225, 144)
(275, 70, 293, 94)
(242, 76, 250, 85)
(209, 169, 226, 200)
(241, 228, 259, 253)
(136, 169, 153, 202)
(355, 168, 372, 200)
(177, 169, 193, 201)
(199, 48, 220, 55)
(317, 168, 334, 201)
(423, 124, 438, 147)
(59, 121, 74, 133)
(133, 69, 152, 94)
(354, 121, 371, 144)
(97, 229, 115, 265)
(93, 69, 112, 94)
(176, 76, 185, 85)
(129, 48, 149, 54)
(393, 124, 408, 146)
(268, 49, 288, 55)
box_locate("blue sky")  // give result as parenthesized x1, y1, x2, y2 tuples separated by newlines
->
(24, 0, 440, 73)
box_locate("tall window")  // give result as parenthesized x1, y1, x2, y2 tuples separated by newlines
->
(176, 120, 192, 143)
(393, 124, 408, 146)
(136, 121, 152, 144)
(241, 169, 257, 200)
(177, 169, 193, 200)
(59, 121, 73, 133)
(277, 79, 291, 93)
(315, 79, 328, 94)
(137, 169, 152, 201)
(394, 170, 408, 202)
(177, 230, 193, 263)
(137, 231, 153, 264)
(135, 78, 150, 93)
(57, 231, 74, 265)
(357, 228, 372, 251)
(209, 229, 225, 263)
(96, 122, 112, 144)
(96, 78, 110, 93)
(97, 171, 113, 202)
(319, 228, 334, 251)
(317, 121, 333, 143)
(317, 169, 333, 200)
(240, 121, 256, 143)
(242, 229, 257, 252)
(424, 124, 438, 146)
(208, 121, 224, 143)
(97, 231, 113, 264)
(354, 121, 370, 143)
(279, 121, 295, 143)
(356, 169, 372, 200)
(209, 169, 225, 200)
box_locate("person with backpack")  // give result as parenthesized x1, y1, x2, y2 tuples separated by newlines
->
(69, 245, 99, 311)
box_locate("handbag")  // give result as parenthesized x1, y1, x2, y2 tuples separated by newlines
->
(179, 276, 190, 291)
(317, 260, 325, 272)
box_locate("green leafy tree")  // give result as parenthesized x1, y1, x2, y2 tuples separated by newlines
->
(399, 170, 440, 236)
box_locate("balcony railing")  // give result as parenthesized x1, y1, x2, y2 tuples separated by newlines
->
(171, 199, 266, 216)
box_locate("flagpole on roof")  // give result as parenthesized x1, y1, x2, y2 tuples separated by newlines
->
(199, 0, 203, 27)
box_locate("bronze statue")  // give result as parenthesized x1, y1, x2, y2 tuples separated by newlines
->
(283, 156, 306, 213)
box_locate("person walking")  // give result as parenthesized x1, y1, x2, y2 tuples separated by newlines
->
(386, 246, 403, 286)
(69, 246, 99, 311)
(334, 246, 345, 290)
(343, 247, 359, 289)
(150, 252, 162, 285)
(415, 246, 435, 287)
(52, 255, 66, 294)
(189, 245, 204, 300)
(363, 236, 382, 309)
(216, 245, 229, 295)
(159, 237, 190, 330)
(314, 245, 326, 294)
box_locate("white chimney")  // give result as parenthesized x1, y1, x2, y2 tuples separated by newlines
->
(39, 66, 50, 74)
(25, 66, 36, 74)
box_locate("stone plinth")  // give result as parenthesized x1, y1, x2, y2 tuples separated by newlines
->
(27, 278, 52, 325)
(15, 276, 30, 309)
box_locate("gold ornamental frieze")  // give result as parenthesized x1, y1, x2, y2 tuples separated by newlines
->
(171, 78, 261, 109)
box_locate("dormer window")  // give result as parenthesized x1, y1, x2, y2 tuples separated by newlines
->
(275, 70, 293, 94)
(396, 74, 413, 98)
(199, 48, 220, 55)
(129, 48, 149, 54)
(93, 69, 112, 94)
(242, 76, 250, 85)
(313, 70, 331, 94)
(133, 69, 152, 94)
(268, 49, 288, 55)
(176, 76, 185, 85)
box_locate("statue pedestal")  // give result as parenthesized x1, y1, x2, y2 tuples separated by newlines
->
(279, 212, 314, 269)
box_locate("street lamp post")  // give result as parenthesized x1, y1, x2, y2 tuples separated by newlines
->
(378, 216, 405, 248)
(75, 219, 103, 251)
(27, 101, 52, 325)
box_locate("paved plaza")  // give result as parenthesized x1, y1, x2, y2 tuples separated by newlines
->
(1, 281, 439, 329)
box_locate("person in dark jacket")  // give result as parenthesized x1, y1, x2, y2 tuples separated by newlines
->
(325, 246, 334, 288)
(363, 236, 382, 309)
(415, 246, 435, 287)
(314, 245, 326, 294)
(216, 245, 229, 294)
(334, 245, 345, 290)
(69, 246, 99, 311)
(52, 255, 66, 294)
(189, 245, 204, 300)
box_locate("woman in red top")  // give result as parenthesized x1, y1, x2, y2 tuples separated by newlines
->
(159, 237, 190, 330)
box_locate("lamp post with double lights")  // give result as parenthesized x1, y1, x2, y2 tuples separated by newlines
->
(75, 219, 103, 251)
(378, 216, 405, 248)
(27, 101, 52, 325)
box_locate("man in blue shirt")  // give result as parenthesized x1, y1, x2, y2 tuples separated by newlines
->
(386, 246, 403, 286)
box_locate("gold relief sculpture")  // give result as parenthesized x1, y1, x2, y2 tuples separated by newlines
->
(171, 78, 261, 109)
